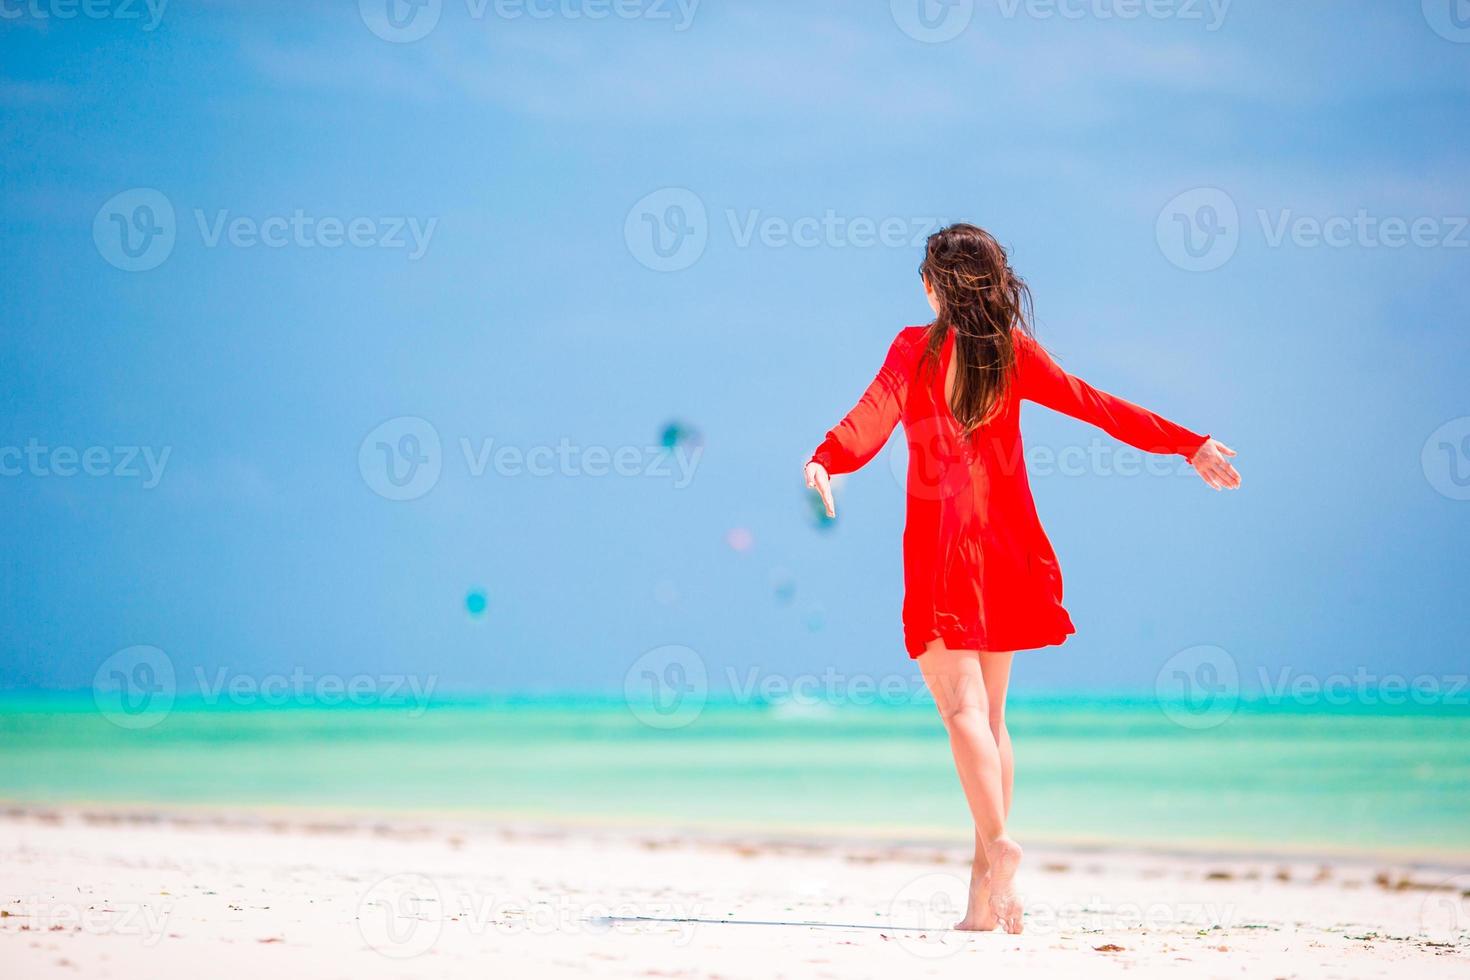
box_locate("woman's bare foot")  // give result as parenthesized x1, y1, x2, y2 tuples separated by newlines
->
(983, 837, 1024, 934)
(953, 857, 999, 931)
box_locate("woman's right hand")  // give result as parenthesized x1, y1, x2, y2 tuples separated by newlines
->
(804, 460, 835, 518)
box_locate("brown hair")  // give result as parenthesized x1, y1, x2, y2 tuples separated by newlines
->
(919, 223, 1034, 435)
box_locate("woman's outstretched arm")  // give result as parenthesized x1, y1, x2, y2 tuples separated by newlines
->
(805, 330, 916, 516)
(1016, 333, 1241, 490)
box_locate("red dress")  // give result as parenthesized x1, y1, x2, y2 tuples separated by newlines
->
(811, 326, 1208, 658)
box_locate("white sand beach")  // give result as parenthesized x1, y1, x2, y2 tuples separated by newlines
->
(2, 804, 1465, 978)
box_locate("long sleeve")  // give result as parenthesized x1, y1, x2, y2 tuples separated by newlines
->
(810, 330, 916, 475)
(1016, 333, 1208, 459)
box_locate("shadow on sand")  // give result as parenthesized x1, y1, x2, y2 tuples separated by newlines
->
(595, 915, 942, 934)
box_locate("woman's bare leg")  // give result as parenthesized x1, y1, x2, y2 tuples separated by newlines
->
(918, 640, 1024, 933)
(959, 651, 1017, 929)
(981, 651, 1015, 816)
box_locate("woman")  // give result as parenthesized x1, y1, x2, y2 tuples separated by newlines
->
(804, 223, 1240, 935)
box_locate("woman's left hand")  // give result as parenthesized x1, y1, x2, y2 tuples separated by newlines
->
(1190, 438, 1241, 491)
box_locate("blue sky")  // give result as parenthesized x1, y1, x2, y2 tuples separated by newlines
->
(2, 0, 1468, 698)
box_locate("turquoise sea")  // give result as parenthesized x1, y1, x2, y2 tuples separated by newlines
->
(1, 696, 1467, 860)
